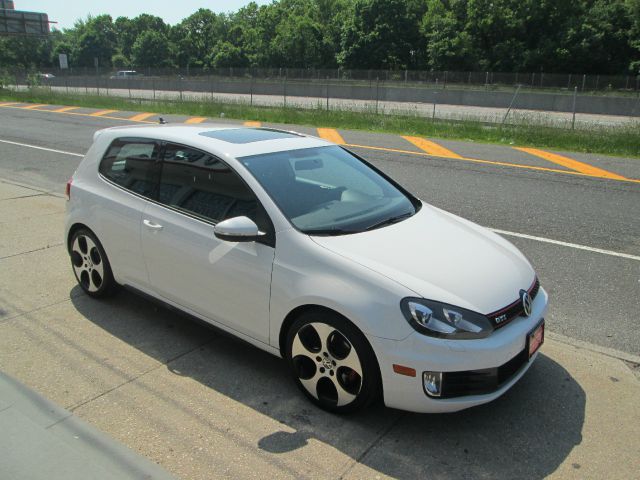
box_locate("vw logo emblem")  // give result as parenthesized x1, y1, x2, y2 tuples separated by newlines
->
(520, 290, 532, 317)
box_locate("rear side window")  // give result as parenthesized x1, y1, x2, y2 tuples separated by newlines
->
(158, 143, 270, 231)
(99, 138, 161, 199)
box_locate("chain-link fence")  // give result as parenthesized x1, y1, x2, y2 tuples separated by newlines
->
(5, 67, 640, 129)
(5, 67, 640, 93)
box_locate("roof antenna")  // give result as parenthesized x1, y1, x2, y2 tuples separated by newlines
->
(158, 117, 167, 124)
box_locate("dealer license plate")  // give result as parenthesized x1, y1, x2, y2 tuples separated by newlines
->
(528, 320, 545, 359)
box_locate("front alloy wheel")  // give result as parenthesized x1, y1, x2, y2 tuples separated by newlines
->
(286, 313, 380, 413)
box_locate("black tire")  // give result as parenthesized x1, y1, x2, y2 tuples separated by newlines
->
(69, 228, 117, 298)
(285, 310, 381, 413)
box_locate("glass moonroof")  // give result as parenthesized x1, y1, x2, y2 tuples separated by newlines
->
(199, 128, 300, 144)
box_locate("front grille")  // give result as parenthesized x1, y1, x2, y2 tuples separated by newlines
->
(488, 277, 540, 329)
(440, 349, 529, 398)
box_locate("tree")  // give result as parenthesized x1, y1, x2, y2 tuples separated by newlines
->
(73, 15, 117, 68)
(338, 0, 426, 69)
(0, 36, 52, 69)
(115, 14, 168, 60)
(131, 31, 171, 68)
(111, 53, 130, 68)
(630, 0, 640, 73)
(273, 16, 324, 68)
(208, 41, 247, 68)
(421, 0, 474, 71)
(1, 0, 639, 75)
(170, 9, 227, 68)
(559, 0, 634, 74)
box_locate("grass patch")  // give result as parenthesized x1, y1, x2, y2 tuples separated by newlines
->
(2, 88, 639, 158)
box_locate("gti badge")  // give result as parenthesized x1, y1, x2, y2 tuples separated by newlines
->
(495, 314, 508, 324)
(520, 289, 532, 317)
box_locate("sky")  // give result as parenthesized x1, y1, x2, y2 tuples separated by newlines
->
(13, 1, 272, 29)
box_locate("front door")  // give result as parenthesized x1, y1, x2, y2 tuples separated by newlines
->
(96, 137, 162, 289)
(141, 142, 275, 344)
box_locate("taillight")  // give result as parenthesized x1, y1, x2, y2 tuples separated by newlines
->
(65, 177, 72, 200)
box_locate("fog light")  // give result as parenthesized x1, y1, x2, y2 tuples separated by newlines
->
(422, 371, 443, 397)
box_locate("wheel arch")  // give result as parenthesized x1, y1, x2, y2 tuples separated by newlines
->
(279, 303, 384, 408)
(278, 304, 381, 373)
(279, 304, 331, 357)
(67, 223, 93, 253)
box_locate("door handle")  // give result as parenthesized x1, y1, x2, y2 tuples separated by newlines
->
(143, 219, 163, 230)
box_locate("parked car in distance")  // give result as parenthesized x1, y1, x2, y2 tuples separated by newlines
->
(110, 70, 142, 79)
(36, 73, 55, 79)
(65, 125, 547, 413)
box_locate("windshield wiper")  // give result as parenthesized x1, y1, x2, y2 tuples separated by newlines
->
(364, 212, 414, 231)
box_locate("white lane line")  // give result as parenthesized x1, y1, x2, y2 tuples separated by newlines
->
(0, 138, 84, 157)
(491, 228, 640, 261)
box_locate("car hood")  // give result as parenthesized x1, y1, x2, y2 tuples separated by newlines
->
(310, 204, 535, 314)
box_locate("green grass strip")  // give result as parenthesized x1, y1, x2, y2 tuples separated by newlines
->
(2, 88, 639, 158)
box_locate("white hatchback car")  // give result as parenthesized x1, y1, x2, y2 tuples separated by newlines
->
(65, 125, 547, 413)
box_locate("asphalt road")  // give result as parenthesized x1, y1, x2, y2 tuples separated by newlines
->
(0, 107, 639, 356)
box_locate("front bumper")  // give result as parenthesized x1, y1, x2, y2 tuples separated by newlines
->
(368, 287, 548, 413)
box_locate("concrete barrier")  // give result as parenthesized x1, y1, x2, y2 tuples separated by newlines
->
(46, 76, 640, 117)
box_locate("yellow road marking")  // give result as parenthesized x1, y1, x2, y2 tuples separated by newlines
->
(402, 136, 463, 159)
(343, 143, 640, 184)
(0, 103, 157, 124)
(90, 109, 117, 117)
(243, 121, 262, 127)
(0, 102, 21, 107)
(1, 101, 638, 184)
(52, 106, 79, 113)
(22, 104, 47, 109)
(515, 147, 627, 180)
(317, 128, 345, 144)
(185, 117, 207, 124)
(129, 112, 155, 122)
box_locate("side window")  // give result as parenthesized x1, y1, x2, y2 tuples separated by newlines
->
(158, 143, 269, 231)
(99, 138, 161, 199)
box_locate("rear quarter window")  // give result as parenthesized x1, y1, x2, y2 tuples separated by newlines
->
(99, 138, 161, 199)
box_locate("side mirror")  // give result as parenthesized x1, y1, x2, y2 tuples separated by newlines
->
(214, 216, 264, 242)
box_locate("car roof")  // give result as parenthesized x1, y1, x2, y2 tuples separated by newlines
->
(98, 124, 334, 158)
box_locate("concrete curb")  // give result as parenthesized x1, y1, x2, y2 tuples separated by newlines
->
(0, 371, 176, 480)
(547, 331, 640, 366)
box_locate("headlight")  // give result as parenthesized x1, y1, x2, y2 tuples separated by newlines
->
(400, 298, 494, 339)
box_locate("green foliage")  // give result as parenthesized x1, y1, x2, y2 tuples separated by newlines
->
(338, 0, 426, 69)
(208, 41, 247, 68)
(422, 0, 474, 70)
(0, 35, 51, 69)
(115, 14, 168, 59)
(111, 53, 130, 68)
(0, 0, 638, 74)
(0, 69, 12, 89)
(26, 73, 41, 88)
(131, 31, 171, 68)
(73, 15, 117, 68)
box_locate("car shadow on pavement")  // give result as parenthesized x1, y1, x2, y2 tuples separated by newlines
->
(71, 287, 585, 479)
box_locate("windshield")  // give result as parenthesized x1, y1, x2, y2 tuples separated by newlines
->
(239, 146, 418, 235)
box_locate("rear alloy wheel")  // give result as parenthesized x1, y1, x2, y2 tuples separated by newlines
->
(286, 312, 380, 413)
(70, 229, 116, 298)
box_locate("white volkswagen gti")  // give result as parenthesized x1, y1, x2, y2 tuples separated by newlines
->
(65, 124, 547, 413)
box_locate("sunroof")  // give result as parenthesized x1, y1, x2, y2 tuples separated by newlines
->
(199, 128, 300, 144)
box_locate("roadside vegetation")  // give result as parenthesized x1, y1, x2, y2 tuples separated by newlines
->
(0, 0, 639, 76)
(2, 88, 638, 158)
